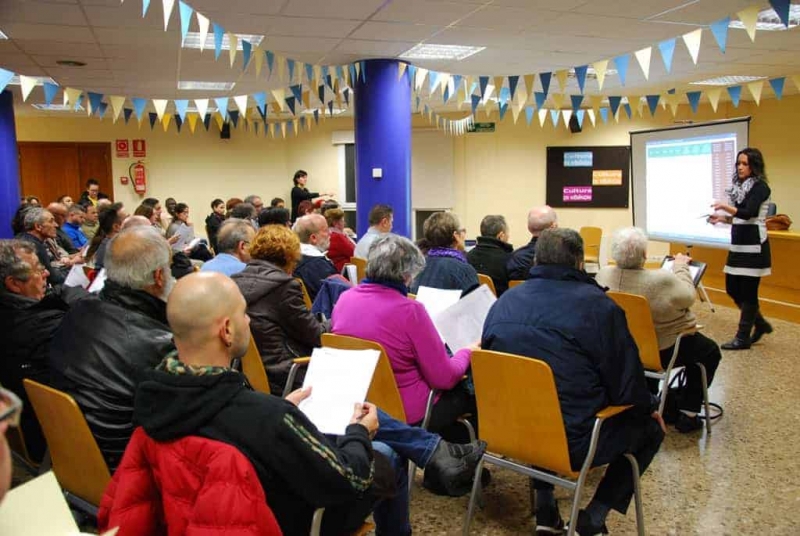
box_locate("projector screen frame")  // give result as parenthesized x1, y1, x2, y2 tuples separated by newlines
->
(630, 116, 751, 249)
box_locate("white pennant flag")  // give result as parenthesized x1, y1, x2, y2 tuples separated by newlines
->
(747, 80, 764, 105)
(234, 94, 248, 113)
(593, 60, 609, 91)
(194, 98, 209, 118)
(197, 13, 210, 52)
(538, 109, 548, 128)
(162, 0, 175, 31)
(153, 99, 169, 120)
(19, 75, 37, 102)
(682, 28, 703, 65)
(635, 47, 652, 80)
(109, 95, 126, 122)
(561, 109, 573, 129)
(587, 108, 596, 127)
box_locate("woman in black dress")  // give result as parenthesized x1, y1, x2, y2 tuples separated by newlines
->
(290, 169, 331, 222)
(709, 147, 773, 350)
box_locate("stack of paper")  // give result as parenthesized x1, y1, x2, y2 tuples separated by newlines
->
(416, 285, 497, 351)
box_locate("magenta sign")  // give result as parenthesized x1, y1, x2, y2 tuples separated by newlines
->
(563, 186, 593, 202)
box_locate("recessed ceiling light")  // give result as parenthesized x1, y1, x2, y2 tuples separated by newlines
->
(8, 75, 57, 86)
(56, 60, 86, 67)
(729, 5, 800, 31)
(0, 29, 8, 40)
(690, 75, 768, 86)
(182, 32, 264, 51)
(177, 81, 236, 91)
(32, 103, 83, 111)
(400, 44, 485, 61)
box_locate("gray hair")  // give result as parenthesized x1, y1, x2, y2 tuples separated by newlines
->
(293, 214, 325, 244)
(243, 195, 261, 205)
(527, 205, 557, 235)
(0, 240, 36, 284)
(217, 218, 253, 254)
(534, 228, 584, 269)
(480, 215, 507, 238)
(611, 227, 648, 269)
(23, 207, 48, 231)
(366, 234, 426, 283)
(105, 226, 171, 290)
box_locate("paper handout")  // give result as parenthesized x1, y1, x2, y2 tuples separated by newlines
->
(415, 285, 462, 321)
(433, 284, 497, 352)
(64, 264, 90, 289)
(299, 347, 380, 435)
(88, 268, 107, 293)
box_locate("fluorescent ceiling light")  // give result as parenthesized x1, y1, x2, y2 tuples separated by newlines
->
(690, 75, 767, 86)
(177, 81, 236, 91)
(0, 29, 8, 40)
(302, 107, 345, 115)
(729, 5, 800, 31)
(32, 103, 83, 111)
(400, 44, 485, 61)
(569, 67, 618, 79)
(182, 32, 264, 51)
(9, 75, 57, 86)
(186, 106, 218, 114)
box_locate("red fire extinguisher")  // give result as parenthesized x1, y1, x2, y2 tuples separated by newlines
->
(129, 161, 147, 195)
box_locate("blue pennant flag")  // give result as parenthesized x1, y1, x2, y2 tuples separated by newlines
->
(174, 114, 182, 133)
(215, 97, 229, 119)
(499, 87, 511, 105)
(453, 75, 463, 93)
(313, 109, 319, 125)
(608, 96, 622, 117)
(142, 0, 150, 17)
(174, 99, 188, 122)
(686, 91, 702, 113)
(550, 109, 559, 127)
(242, 40, 252, 69)
(322, 65, 330, 85)
(658, 39, 676, 73)
(646, 95, 661, 116)
(285, 97, 296, 115)
(287, 59, 295, 81)
(266, 51, 275, 75)
(213, 24, 224, 61)
(623, 103, 632, 119)
(290, 84, 303, 103)
(443, 85, 450, 103)
(471, 94, 481, 116)
(429, 71, 440, 93)
(613, 55, 630, 86)
(407, 64, 417, 84)
(576, 109, 585, 129)
(574, 65, 588, 94)
(305, 64, 314, 82)
(123, 108, 133, 124)
(727, 86, 742, 107)
(534, 91, 546, 110)
(230, 110, 239, 127)
(478, 76, 489, 98)
(43, 82, 59, 106)
(770, 77, 786, 99)
(525, 106, 535, 126)
(336, 65, 344, 83)
(343, 88, 350, 106)
(570, 95, 584, 111)
(98, 102, 108, 119)
(599, 107, 609, 124)
(769, 0, 791, 27)
(540, 72, 552, 96)
(359, 61, 366, 83)
(203, 113, 211, 131)
(508, 75, 520, 100)
(469, 81, 478, 95)
(87, 92, 104, 115)
(256, 104, 267, 122)
(349, 64, 358, 86)
(498, 102, 508, 121)
(318, 85, 325, 105)
(253, 92, 266, 115)
(179, 1, 193, 45)
(132, 98, 147, 122)
(148, 112, 158, 130)
(710, 17, 731, 53)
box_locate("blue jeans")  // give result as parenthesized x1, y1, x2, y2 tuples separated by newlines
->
(372, 442, 411, 536)
(375, 409, 440, 467)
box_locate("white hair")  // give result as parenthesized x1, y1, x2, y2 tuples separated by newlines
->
(105, 226, 171, 290)
(611, 227, 648, 269)
(366, 234, 426, 283)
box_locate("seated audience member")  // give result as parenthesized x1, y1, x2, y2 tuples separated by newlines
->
(161, 197, 177, 230)
(201, 219, 255, 277)
(596, 227, 722, 433)
(270, 197, 285, 208)
(204, 198, 226, 252)
(354, 204, 393, 259)
(325, 208, 356, 272)
(293, 214, 339, 301)
(87, 202, 127, 269)
(121, 215, 152, 230)
(78, 178, 108, 207)
(62, 204, 89, 249)
(506, 205, 557, 281)
(11, 203, 31, 235)
(134, 204, 159, 228)
(225, 197, 243, 218)
(333, 235, 476, 442)
(57, 195, 74, 208)
(258, 206, 291, 227)
(81, 203, 99, 241)
(47, 202, 78, 254)
(166, 203, 213, 262)
(26, 196, 41, 206)
(49, 226, 176, 471)
(17, 207, 68, 285)
(230, 202, 258, 229)
(410, 212, 478, 296)
(141, 197, 163, 220)
(244, 194, 264, 214)
(120, 216, 194, 279)
(467, 214, 513, 295)
(296, 200, 316, 218)
(482, 228, 665, 534)
(0, 388, 16, 503)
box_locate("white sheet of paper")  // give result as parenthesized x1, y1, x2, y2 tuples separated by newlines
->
(661, 259, 701, 284)
(344, 264, 358, 285)
(88, 268, 107, 293)
(433, 284, 497, 352)
(415, 285, 462, 321)
(64, 264, 91, 289)
(299, 347, 379, 435)
(172, 223, 195, 251)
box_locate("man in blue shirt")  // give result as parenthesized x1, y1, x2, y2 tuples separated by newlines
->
(200, 218, 255, 277)
(62, 204, 89, 250)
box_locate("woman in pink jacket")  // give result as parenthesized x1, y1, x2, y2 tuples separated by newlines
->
(331, 234, 476, 443)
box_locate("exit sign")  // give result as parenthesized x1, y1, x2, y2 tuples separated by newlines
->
(468, 122, 495, 133)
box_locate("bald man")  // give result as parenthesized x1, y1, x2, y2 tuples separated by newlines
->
(506, 205, 558, 281)
(47, 202, 78, 254)
(293, 213, 339, 300)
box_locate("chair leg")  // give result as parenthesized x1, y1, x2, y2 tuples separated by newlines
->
(457, 417, 477, 442)
(698, 363, 712, 434)
(657, 375, 669, 416)
(310, 508, 325, 536)
(461, 456, 485, 536)
(566, 468, 591, 536)
(407, 463, 415, 496)
(624, 454, 645, 536)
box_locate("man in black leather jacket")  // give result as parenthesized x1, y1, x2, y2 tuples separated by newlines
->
(48, 226, 176, 471)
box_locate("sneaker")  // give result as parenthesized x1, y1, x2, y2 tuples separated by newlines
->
(423, 440, 487, 497)
(535, 505, 565, 535)
(720, 337, 751, 350)
(566, 510, 608, 536)
(675, 412, 704, 433)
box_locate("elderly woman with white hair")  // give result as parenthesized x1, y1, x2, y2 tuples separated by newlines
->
(596, 227, 721, 433)
(332, 234, 477, 444)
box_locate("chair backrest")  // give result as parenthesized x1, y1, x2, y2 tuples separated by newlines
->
(294, 278, 313, 310)
(471, 350, 574, 476)
(22, 379, 111, 505)
(508, 279, 525, 289)
(579, 226, 602, 262)
(320, 333, 407, 422)
(241, 336, 271, 395)
(477, 274, 497, 297)
(349, 256, 367, 283)
(606, 291, 663, 372)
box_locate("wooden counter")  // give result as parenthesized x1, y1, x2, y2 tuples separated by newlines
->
(670, 230, 800, 323)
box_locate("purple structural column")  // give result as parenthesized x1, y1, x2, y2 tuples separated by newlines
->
(0, 91, 21, 238)
(353, 59, 411, 238)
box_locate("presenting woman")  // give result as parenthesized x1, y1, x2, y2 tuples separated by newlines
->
(290, 169, 332, 222)
(709, 147, 773, 350)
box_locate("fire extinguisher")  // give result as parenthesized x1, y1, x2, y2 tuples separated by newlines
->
(129, 161, 147, 195)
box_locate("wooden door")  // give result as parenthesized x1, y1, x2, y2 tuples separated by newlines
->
(77, 143, 113, 199)
(18, 142, 112, 204)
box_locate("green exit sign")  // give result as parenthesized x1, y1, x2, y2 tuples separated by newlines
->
(468, 122, 495, 133)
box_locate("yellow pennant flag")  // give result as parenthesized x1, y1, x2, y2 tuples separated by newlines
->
(197, 14, 210, 52)
(153, 99, 168, 120)
(162, 113, 172, 132)
(354, 62, 361, 83)
(254, 46, 264, 77)
(19, 75, 37, 102)
(109, 95, 126, 122)
(635, 47, 651, 80)
(737, 6, 760, 42)
(792, 75, 800, 92)
(313, 65, 322, 86)
(551, 93, 565, 110)
(561, 109, 573, 129)
(748, 80, 764, 105)
(667, 95, 679, 117)
(538, 109, 548, 128)
(271, 89, 286, 111)
(493, 76, 504, 99)
(214, 113, 224, 132)
(628, 95, 642, 117)
(523, 74, 535, 97)
(280, 122, 287, 138)
(511, 105, 521, 124)
(682, 28, 702, 65)
(270, 101, 281, 114)
(187, 113, 199, 133)
(593, 60, 608, 91)
(587, 109, 596, 127)
(65, 87, 82, 107)
(555, 70, 568, 92)
(398, 62, 407, 80)
(228, 34, 238, 67)
(706, 88, 722, 112)
(589, 95, 604, 111)
(302, 90, 311, 110)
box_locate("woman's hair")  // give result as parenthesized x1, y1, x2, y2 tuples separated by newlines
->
(174, 203, 189, 216)
(226, 197, 244, 215)
(610, 227, 648, 269)
(293, 169, 307, 186)
(324, 208, 345, 228)
(366, 234, 426, 283)
(25, 196, 40, 206)
(735, 147, 768, 183)
(210, 198, 224, 209)
(87, 202, 124, 260)
(249, 224, 301, 273)
(258, 207, 290, 227)
(134, 204, 154, 221)
(422, 211, 461, 248)
(11, 204, 33, 235)
(297, 200, 314, 216)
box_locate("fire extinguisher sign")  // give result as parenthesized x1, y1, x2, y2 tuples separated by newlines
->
(132, 139, 147, 158)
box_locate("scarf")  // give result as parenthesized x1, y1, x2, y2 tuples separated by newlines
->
(158, 351, 230, 377)
(362, 277, 409, 296)
(427, 247, 468, 263)
(726, 177, 756, 206)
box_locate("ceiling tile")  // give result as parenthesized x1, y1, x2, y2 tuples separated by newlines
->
(488, 0, 588, 10)
(0, 1, 87, 26)
(282, 0, 387, 20)
(267, 17, 363, 38)
(17, 41, 104, 58)
(94, 27, 177, 47)
(456, 6, 563, 32)
(83, 2, 168, 30)
(188, 0, 285, 16)
(335, 39, 415, 56)
(374, 0, 481, 25)
(349, 21, 442, 42)
(259, 36, 341, 54)
(648, 0, 755, 25)
(195, 11, 277, 35)
(1, 22, 97, 43)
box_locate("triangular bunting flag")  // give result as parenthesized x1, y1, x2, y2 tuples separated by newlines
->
(550, 109, 560, 128)
(234, 94, 248, 113)
(343, 88, 350, 107)
(303, 90, 311, 110)
(727, 85, 742, 107)
(178, 1, 193, 45)
(593, 60, 608, 91)
(317, 85, 325, 105)
(534, 91, 546, 110)
(149, 112, 158, 130)
(540, 72, 552, 96)
(508, 75, 520, 100)
(197, 13, 210, 52)
(288, 84, 301, 104)
(525, 106, 535, 126)
(748, 80, 764, 105)
(561, 109, 572, 129)
(710, 17, 730, 53)
(19, 75, 38, 102)
(65, 87, 82, 107)
(328, 100, 334, 116)
(194, 99, 209, 119)
(187, 113, 198, 133)
(214, 113, 224, 132)
(737, 6, 760, 41)
(478, 76, 489, 98)
(646, 95, 660, 117)
(555, 70, 568, 91)
(770, 77, 785, 100)
(266, 51, 275, 76)
(229, 110, 239, 128)
(213, 24, 224, 60)
(538, 109, 548, 128)
(587, 109, 596, 127)
(43, 81, 59, 105)
(570, 94, 584, 111)
(174, 114, 182, 133)
(305, 63, 314, 83)
(285, 96, 296, 115)
(600, 107, 609, 124)
(142, 0, 151, 17)
(203, 113, 211, 131)
(576, 109, 585, 129)
(123, 108, 133, 124)
(608, 96, 622, 117)
(551, 93, 565, 110)
(471, 94, 481, 116)
(98, 103, 108, 120)
(686, 91, 702, 113)
(707, 88, 722, 112)
(162, 0, 175, 31)
(635, 47, 651, 79)
(242, 40, 252, 69)
(498, 102, 508, 121)
(769, 0, 791, 28)
(152, 99, 168, 120)
(109, 95, 126, 122)
(214, 97, 229, 119)
(87, 92, 104, 114)
(682, 29, 702, 64)
(589, 95, 603, 111)
(574, 65, 588, 94)
(398, 62, 407, 80)
(623, 103, 632, 119)
(249, 92, 264, 115)
(161, 113, 172, 132)
(658, 39, 676, 72)
(132, 97, 147, 122)
(228, 34, 238, 67)
(614, 55, 630, 86)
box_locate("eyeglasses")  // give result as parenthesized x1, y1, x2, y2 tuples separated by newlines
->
(0, 388, 23, 428)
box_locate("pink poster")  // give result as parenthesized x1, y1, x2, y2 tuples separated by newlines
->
(563, 186, 593, 202)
